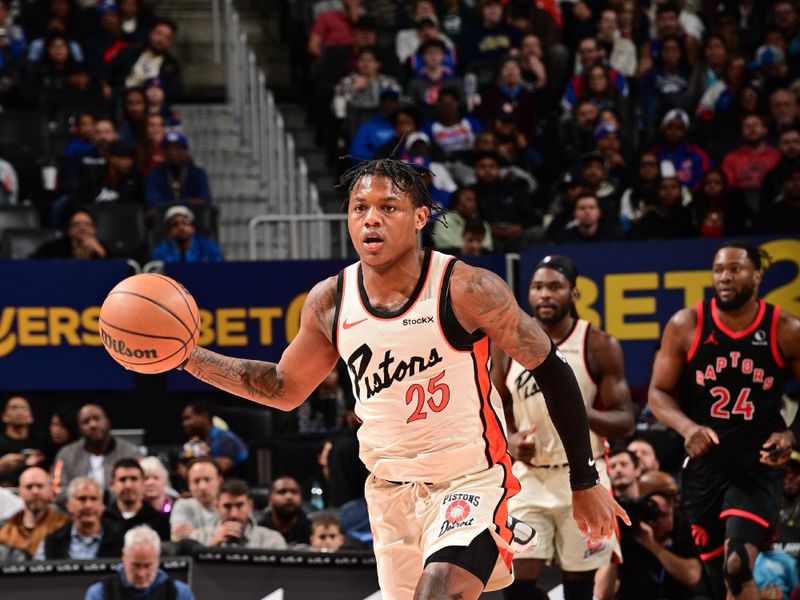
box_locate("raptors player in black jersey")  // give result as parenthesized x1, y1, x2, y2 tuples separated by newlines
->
(649, 242, 800, 600)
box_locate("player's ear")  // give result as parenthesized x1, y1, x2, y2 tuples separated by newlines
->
(572, 286, 580, 302)
(753, 268, 763, 287)
(414, 205, 429, 231)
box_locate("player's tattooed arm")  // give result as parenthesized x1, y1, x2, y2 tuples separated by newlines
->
(184, 277, 339, 410)
(448, 262, 552, 368)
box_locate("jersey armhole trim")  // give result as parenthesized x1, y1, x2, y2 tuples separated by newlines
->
(438, 257, 485, 352)
(770, 305, 787, 368)
(331, 270, 345, 353)
(687, 300, 704, 362)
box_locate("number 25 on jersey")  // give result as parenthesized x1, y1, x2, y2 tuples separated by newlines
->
(406, 371, 451, 423)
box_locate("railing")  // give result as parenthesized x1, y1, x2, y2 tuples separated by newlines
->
(248, 213, 349, 260)
(214, 0, 322, 239)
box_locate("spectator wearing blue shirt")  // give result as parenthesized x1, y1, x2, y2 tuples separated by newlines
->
(145, 130, 211, 209)
(181, 401, 248, 474)
(348, 88, 400, 162)
(152, 205, 223, 263)
(84, 525, 195, 600)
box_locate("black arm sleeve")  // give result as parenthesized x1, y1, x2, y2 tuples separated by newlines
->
(530, 341, 600, 490)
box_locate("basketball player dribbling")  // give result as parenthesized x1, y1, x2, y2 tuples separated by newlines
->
(649, 243, 800, 600)
(492, 255, 634, 600)
(178, 159, 628, 600)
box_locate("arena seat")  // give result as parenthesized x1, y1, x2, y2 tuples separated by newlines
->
(0, 227, 58, 259)
(90, 202, 147, 259)
(0, 111, 48, 161)
(0, 205, 40, 235)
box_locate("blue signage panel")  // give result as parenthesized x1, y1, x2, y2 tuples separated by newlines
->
(0, 240, 794, 392)
(518, 236, 799, 387)
(0, 259, 136, 390)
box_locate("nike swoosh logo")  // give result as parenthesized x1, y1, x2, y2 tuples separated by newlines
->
(588, 458, 595, 467)
(343, 318, 369, 330)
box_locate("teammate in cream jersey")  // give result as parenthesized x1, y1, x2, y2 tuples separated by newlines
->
(505, 319, 606, 466)
(493, 255, 634, 600)
(336, 248, 506, 483)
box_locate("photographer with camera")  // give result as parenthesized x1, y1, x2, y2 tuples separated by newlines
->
(616, 470, 707, 600)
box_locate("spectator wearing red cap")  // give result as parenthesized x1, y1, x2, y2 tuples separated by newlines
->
(144, 130, 211, 209)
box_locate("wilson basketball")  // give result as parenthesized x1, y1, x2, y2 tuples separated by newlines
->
(99, 273, 200, 374)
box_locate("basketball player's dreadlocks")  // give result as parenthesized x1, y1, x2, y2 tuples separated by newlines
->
(337, 158, 443, 215)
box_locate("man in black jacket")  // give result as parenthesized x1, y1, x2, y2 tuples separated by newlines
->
(103, 458, 170, 540)
(107, 18, 182, 102)
(36, 476, 123, 559)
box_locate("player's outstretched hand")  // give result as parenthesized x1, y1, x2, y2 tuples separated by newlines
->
(683, 423, 719, 458)
(760, 430, 795, 468)
(572, 484, 630, 543)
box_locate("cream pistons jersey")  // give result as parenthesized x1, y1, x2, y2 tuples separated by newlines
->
(333, 249, 513, 484)
(505, 319, 605, 465)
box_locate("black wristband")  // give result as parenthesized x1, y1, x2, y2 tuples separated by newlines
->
(530, 341, 600, 490)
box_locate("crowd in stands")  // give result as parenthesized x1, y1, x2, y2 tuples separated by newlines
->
(306, 0, 799, 254)
(0, 385, 370, 565)
(0, 0, 222, 264)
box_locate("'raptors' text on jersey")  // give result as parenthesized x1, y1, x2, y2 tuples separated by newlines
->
(681, 299, 789, 461)
(506, 319, 606, 466)
(334, 249, 513, 484)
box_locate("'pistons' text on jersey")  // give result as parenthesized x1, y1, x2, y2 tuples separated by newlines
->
(334, 249, 517, 486)
(681, 299, 789, 462)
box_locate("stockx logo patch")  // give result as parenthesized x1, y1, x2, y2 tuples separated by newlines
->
(403, 316, 434, 326)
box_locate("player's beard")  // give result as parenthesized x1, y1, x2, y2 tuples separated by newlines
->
(714, 284, 755, 312)
(534, 302, 572, 326)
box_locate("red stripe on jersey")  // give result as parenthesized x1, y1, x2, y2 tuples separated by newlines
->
(687, 301, 704, 361)
(492, 455, 519, 546)
(770, 305, 787, 368)
(474, 337, 508, 465)
(699, 545, 725, 561)
(711, 298, 766, 339)
(719, 508, 769, 529)
(472, 337, 520, 545)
